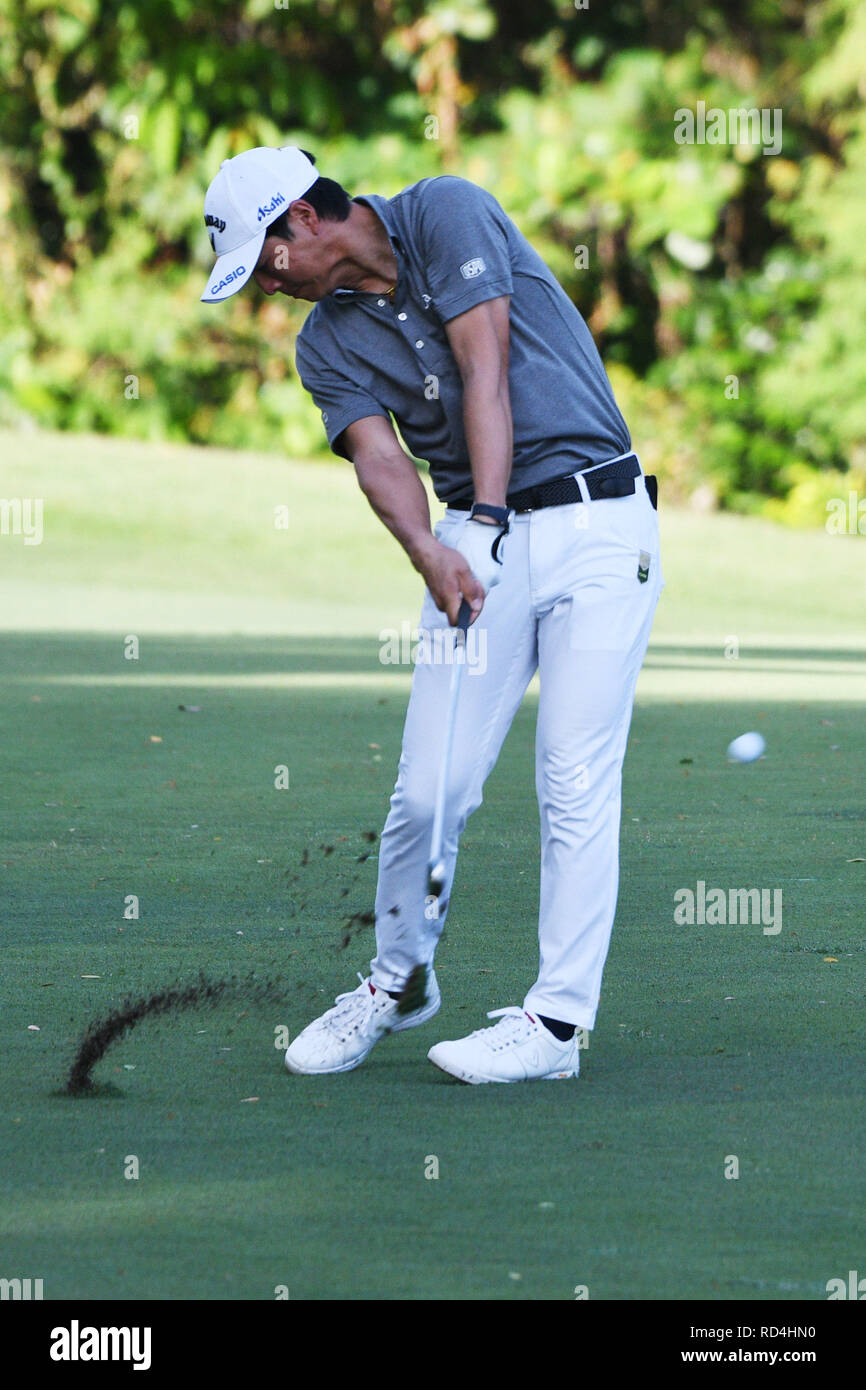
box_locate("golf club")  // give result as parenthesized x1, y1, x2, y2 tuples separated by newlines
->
(427, 596, 472, 898)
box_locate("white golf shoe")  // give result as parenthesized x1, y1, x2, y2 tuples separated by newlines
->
(285, 970, 441, 1075)
(427, 1006, 580, 1084)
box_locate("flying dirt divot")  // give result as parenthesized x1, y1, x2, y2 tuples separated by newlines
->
(64, 832, 388, 1095)
(64, 972, 286, 1096)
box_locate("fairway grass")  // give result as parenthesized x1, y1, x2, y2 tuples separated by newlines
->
(1, 428, 864, 1300)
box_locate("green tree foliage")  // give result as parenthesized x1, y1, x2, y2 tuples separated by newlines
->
(0, 0, 863, 524)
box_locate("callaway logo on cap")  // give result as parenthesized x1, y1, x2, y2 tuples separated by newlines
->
(200, 146, 318, 303)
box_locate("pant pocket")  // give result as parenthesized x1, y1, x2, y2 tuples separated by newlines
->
(567, 547, 661, 652)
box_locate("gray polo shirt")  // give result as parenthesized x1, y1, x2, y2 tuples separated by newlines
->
(295, 176, 630, 504)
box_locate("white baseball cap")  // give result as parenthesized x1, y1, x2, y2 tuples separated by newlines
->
(201, 146, 318, 303)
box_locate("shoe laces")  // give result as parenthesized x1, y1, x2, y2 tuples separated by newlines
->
(473, 1006, 538, 1052)
(326, 973, 387, 1042)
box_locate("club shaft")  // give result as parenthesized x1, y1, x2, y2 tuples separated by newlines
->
(428, 603, 472, 880)
(429, 657, 464, 873)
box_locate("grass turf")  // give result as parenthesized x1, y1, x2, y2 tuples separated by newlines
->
(1, 427, 864, 1300)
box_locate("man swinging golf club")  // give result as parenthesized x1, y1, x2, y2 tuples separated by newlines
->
(201, 145, 664, 1084)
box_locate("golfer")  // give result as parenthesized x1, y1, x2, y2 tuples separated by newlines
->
(202, 145, 664, 1084)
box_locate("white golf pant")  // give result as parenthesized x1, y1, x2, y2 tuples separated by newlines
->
(369, 465, 664, 1030)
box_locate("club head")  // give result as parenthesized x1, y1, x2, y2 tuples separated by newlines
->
(427, 860, 446, 898)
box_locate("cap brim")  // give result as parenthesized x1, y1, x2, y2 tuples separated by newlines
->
(200, 229, 266, 303)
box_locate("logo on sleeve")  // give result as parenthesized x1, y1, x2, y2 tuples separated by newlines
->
(460, 258, 486, 279)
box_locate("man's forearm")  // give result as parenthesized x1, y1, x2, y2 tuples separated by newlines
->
(462, 373, 513, 507)
(353, 448, 438, 570)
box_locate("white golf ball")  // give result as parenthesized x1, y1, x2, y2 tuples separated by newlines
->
(727, 731, 766, 763)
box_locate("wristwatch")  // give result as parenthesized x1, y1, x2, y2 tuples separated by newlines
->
(468, 502, 515, 562)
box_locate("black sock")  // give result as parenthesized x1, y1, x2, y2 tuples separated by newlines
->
(385, 989, 402, 1001)
(538, 1014, 576, 1042)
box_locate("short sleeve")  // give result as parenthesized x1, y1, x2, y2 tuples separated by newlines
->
(416, 177, 513, 323)
(295, 332, 389, 459)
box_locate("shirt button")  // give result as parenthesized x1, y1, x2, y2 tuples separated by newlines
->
(415, 339, 425, 349)
(377, 298, 386, 307)
(397, 312, 407, 321)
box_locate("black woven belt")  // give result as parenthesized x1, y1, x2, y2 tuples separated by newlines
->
(447, 453, 655, 513)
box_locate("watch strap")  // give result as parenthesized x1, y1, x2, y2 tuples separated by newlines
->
(469, 503, 513, 527)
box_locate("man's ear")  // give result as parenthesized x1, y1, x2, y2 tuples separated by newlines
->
(288, 199, 319, 236)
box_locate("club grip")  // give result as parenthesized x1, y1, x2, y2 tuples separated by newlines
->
(455, 598, 472, 634)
